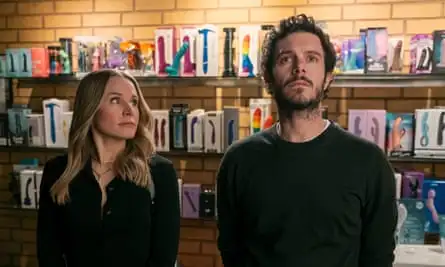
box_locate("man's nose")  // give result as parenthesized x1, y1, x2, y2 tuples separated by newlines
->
(292, 54, 306, 74)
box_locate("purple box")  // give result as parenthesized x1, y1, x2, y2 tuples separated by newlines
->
(348, 109, 387, 150)
(402, 171, 424, 199)
(348, 110, 367, 138)
(365, 110, 386, 150)
(182, 184, 201, 218)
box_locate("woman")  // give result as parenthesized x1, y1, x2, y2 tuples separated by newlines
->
(37, 69, 180, 267)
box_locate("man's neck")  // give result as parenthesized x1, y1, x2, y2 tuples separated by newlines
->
(277, 110, 327, 143)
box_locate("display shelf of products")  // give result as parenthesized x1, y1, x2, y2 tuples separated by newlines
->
(333, 73, 445, 88)
(2, 145, 445, 163)
(13, 76, 263, 88)
(0, 145, 223, 158)
(388, 156, 445, 163)
(11, 73, 445, 89)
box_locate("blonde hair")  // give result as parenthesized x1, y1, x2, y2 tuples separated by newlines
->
(50, 69, 155, 205)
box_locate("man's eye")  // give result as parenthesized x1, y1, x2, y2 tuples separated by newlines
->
(307, 55, 318, 63)
(279, 56, 291, 65)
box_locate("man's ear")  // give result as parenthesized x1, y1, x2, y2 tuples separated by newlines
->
(322, 72, 334, 100)
(324, 72, 334, 90)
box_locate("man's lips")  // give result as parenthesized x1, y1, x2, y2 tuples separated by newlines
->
(287, 80, 311, 88)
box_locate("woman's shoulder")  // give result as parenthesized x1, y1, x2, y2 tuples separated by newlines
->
(149, 153, 177, 183)
(41, 154, 68, 185)
(149, 153, 173, 169)
(45, 154, 68, 170)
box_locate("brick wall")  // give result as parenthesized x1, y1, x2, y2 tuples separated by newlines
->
(1, 0, 445, 266)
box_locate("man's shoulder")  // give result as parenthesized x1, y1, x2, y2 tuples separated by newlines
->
(335, 127, 388, 166)
(224, 128, 276, 160)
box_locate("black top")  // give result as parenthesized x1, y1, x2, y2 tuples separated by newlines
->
(37, 154, 180, 267)
(216, 123, 397, 267)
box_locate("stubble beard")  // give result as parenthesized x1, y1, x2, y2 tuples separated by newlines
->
(273, 85, 324, 119)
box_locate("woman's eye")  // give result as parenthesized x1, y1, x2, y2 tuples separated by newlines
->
(110, 98, 119, 104)
(131, 99, 138, 106)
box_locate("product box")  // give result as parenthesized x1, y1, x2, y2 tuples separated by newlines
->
(397, 199, 426, 245)
(196, 24, 219, 77)
(432, 30, 445, 73)
(348, 109, 386, 150)
(386, 113, 414, 157)
(169, 104, 189, 150)
(423, 179, 445, 233)
(413, 108, 445, 158)
(365, 27, 388, 73)
(204, 110, 224, 153)
(42, 98, 70, 148)
(223, 106, 239, 150)
(152, 110, 170, 152)
(182, 183, 201, 219)
(187, 109, 205, 152)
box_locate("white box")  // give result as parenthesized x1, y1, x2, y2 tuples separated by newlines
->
(187, 109, 205, 152)
(204, 111, 224, 153)
(26, 113, 45, 146)
(395, 245, 445, 266)
(179, 27, 198, 77)
(414, 109, 445, 158)
(238, 25, 260, 77)
(223, 107, 239, 150)
(249, 98, 271, 135)
(196, 24, 219, 77)
(20, 169, 37, 209)
(42, 98, 70, 148)
(152, 110, 170, 152)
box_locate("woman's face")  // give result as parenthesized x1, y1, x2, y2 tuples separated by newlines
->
(93, 76, 140, 140)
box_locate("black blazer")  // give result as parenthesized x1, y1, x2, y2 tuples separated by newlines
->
(36, 154, 180, 267)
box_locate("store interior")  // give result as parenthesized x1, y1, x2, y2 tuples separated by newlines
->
(1, 0, 445, 266)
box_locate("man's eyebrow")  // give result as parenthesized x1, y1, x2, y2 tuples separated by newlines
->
(306, 50, 322, 57)
(276, 50, 293, 58)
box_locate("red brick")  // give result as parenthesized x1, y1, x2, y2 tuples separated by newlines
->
(181, 227, 215, 241)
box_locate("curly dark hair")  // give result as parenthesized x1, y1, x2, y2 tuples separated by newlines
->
(261, 14, 336, 96)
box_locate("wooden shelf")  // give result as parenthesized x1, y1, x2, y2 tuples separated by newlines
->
(0, 145, 222, 158)
(2, 145, 445, 163)
(10, 73, 445, 88)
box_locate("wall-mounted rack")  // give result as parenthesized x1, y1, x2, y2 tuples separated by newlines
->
(11, 73, 445, 88)
(0, 145, 443, 163)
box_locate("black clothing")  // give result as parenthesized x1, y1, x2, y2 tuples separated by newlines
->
(216, 123, 397, 267)
(37, 154, 180, 267)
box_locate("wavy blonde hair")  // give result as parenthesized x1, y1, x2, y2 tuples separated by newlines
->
(50, 69, 155, 205)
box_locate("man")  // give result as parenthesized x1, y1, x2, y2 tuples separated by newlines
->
(216, 14, 397, 267)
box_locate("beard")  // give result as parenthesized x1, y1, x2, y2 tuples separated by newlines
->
(273, 77, 325, 114)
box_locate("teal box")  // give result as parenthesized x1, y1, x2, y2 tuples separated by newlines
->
(6, 49, 20, 77)
(0, 55, 6, 77)
(16, 48, 32, 77)
(397, 199, 425, 244)
(6, 48, 32, 77)
(7, 106, 32, 145)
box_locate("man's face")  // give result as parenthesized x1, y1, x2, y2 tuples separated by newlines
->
(271, 32, 330, 112)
